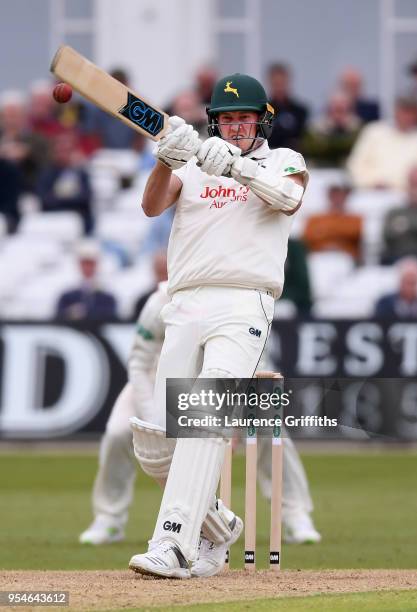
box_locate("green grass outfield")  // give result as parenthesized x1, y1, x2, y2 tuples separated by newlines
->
(132, 590, 417, 612)
(1, 450, 416, 571)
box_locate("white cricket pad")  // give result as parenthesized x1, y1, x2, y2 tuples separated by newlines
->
(152, 437, 226, 561)
(201, 498, 236, 544)
(130, 417, 176, 483)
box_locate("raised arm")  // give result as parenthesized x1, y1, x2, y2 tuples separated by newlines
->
(273, 172, 305, 216)
(141, 116, 201, 217)
(197, 137, 308, 216)
(142, 163, 182, 217)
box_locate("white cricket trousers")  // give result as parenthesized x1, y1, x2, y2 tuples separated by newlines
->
(151, 286, 275, 559)
(92, 384, 137, 525)
(153, 286, 275, 428)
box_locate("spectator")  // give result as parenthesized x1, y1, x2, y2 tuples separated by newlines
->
(303, 182, 362, 260)
(347, 96, 417, 191)
(281, 239, 312, 315)
(194, 65, 217, 106)
(37, 132, 93, 233)
(132, 250, 167, 319)
(339, 67, 380, 123)
(29, 81, 62, 139)
(53, 88, 101, 156)
(165, 66, 215, 140)
(375, 258, 417, 318)
(381, 166, 417, 263)
(303, 90, 362, 166)
(266, 62, 309, 151)
(0, 158, 22, 232)
(81, 68, 139, 149)
(56, 240, 117, 320)
(170, 91, 207, 138)
(0, 91, 50, 192)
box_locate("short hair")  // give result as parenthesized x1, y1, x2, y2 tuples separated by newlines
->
(0, 90, 26, 109)
(76, 239, 101, 261)
(408, 59, 417, 75)
(328, 182, 352, 194)
(267, 62, 290, 77)
(110, 68, 129, 85)
(327, 172, 352, 192)
(395, 95, 417, 111)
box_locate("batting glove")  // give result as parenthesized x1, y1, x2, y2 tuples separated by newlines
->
(196, 137, 241, 177)
(156, 116, 201, 170)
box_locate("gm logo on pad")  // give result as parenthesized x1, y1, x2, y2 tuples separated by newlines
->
(163, 520, 182, 534)
(119, 92, 165, 137)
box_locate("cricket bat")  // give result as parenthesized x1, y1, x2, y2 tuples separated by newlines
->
(50, 45, 169, 141)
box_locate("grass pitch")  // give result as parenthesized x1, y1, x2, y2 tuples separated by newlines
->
(1, 449, 416, 571)
(144, 589, 417, 611)
(1, 449, 417, 610)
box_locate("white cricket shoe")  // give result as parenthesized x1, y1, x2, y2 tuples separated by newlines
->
(129, 541, 191, 579)
(79, 515, 125, 545)
(283, 513, 321, 544)
(191, 514, 244, 577)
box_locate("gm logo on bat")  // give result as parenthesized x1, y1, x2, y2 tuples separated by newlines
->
(119, 92, 165, 137)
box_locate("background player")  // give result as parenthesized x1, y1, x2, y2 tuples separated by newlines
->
(79, 283, 169, 545)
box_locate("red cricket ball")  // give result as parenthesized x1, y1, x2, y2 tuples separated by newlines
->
(53, 82, 73, 103)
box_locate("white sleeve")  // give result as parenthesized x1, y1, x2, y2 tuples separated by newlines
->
(280, 149, 309, 187)
(231, 148, 307, 213)
(128, 286, 169, 417)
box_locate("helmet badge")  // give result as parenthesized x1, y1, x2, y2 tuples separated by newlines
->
(224, 81, 239, 98)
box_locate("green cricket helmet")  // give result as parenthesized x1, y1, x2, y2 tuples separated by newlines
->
(207, 73, 275, 140)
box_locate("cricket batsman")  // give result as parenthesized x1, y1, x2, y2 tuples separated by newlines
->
(110, 73, 310, 578)
(79, 283, 320, 557)
(80, 282, 243, 568)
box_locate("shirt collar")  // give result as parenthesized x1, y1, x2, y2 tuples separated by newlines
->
(246, 140, 271, 161)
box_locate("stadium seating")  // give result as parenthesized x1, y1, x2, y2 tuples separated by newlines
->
(313, 265, 398, 318)
(19, 211, 83, 244)
(0, 159, 406, 320)
(95, 210, 150, 259)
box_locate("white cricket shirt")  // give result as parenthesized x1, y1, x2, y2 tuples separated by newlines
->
(169, 142, 308, 298)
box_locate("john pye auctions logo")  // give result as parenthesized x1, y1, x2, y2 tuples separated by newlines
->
(200, 185, 249, 209)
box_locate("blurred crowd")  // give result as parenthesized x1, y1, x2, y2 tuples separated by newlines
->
(1, 60, 417, 321)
